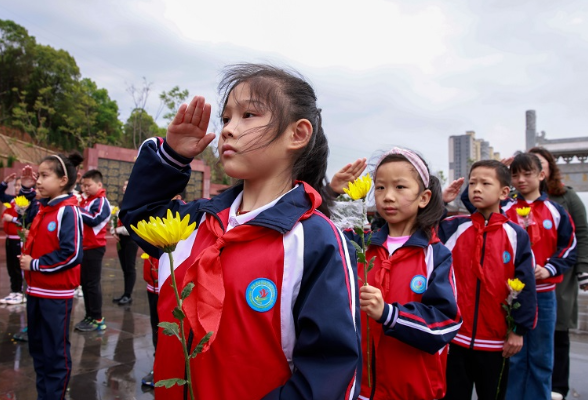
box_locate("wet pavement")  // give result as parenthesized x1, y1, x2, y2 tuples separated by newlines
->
(0, 237, 587, 399)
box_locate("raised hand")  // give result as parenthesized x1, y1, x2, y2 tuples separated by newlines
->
(3, 173, 16, 184)
(21, 165, 36, 189)
(166, 96, 216, 159)
(330, 158, 368, 194)
(442, 177, 465, 203)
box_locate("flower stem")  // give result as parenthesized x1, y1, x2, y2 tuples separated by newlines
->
(167, 251, 195, 400)
(495, 356, 506, 400)
(361, 228, 372, 388)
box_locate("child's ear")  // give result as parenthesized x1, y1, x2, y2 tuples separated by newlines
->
(418, 189, 432, 209)
(499, 185, 510, 201)
(287, 119, 313, 151)
(538, 169, 546, 181)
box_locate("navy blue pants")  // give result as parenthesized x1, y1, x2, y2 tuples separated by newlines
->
(27, 295, 73, 400)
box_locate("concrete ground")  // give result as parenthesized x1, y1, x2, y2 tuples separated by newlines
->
(0, 237, 587, 399)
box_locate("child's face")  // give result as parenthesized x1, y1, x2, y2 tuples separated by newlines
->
(511, 167, 544, 196)
(218, 82, 291, 182)
(81, 178, 102, 197)
(36, 161, 67, 199)
(468, 167, 510, 216)
(14, 179, 21, 195)
(374, 161, 431, 234)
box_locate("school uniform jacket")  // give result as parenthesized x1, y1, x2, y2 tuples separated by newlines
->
(80, 188, 111, 249)
(439, 212, 537, 351)
(22, 195, 84, 299)
(120, 138, 362, 400)
(503, 193, 577, 292)
(347, 226, 461, 400)
(143, 256, 159, 294)
(2, 201, 20, 240)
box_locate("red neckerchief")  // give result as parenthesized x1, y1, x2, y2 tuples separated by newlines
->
(471, 213, 507, 285)
(182, 182, 318, 352)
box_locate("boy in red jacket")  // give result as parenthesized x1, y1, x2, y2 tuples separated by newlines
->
(74, 169, 111, 332)
(439, 160, 537, 400)
(0, 174, 24, 305)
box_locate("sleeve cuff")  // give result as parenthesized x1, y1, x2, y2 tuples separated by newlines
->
(513, 325, 528, 336)
(377, 303, 398, 329)
(30, 259, 39, 272)
(544, 263, 557, 277)
(577, 272, 588, 287)
(159, 139, 193, 169)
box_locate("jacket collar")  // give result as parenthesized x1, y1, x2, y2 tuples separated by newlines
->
(84, 188, 107, 203)
(370, 224, 434, 249)
(512, 191, 549, 203)
(40, 194, 77, 208)
(200, 182, 322, 234)
(471, 210, 509, 226)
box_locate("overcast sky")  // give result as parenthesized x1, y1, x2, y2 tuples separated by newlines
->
(1, 0, 587, 181)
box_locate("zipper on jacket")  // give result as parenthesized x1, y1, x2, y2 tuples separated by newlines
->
(470, 222, 488, 349)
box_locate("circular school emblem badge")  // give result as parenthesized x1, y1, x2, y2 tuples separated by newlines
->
(543, 219, 553, 230)
(47, 221, 56, 232)
(503, 251, 511, 263)
(410, 275, 427, 294)
(246, 278, 277, 312)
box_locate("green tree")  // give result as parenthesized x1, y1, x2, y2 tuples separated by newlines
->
(122, 108, 164, 148)
(0, 19, 36, 123)
(158, 86, 189, 124)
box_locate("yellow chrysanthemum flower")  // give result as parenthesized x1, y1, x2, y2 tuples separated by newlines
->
(14, 196, 30, 208)
(131, 209, 196, 252)
(3, 203, 11, 209)
(516, 207, 531, 217)
(343, 174, 372, 200)
(111, 206, 120, 215)
(140, 253, 150, 260)
(508, 278, 525, 293)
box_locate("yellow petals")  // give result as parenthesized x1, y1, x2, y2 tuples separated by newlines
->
(343, 174, 372, 200)
(140, 253, 150, 260)
(3, 203, 11, 209)
(131, 209, 196, 252)
(14, 196, 30, 208)
(111, 206, 120, 216)
(508, 278, 525, 293)
(516, 207, 531, 217)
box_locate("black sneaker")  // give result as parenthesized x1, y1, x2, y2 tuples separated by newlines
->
(141, 371, 154, 387)
(112, 295, 124, 303)
(13, 327, 28, 342)
(74, 316, 91, 331)
(76, 317, 106, 332)
(118, 296, 132, 305)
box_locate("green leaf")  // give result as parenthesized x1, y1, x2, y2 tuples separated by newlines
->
(181, 282, 195, 299)
(158, 321, 179, 337)
(190, 331, 214, 358)
(351, 240, 363, 255)
(367, 256, 376, 272)
(354, 227, 364, 237)
(155, 378, 187, 388)
(366, 232, 373, 247)
(512, 302, 521, 310)
(172, 307, 185, 320)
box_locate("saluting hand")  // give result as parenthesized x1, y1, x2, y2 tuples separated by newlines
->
(166, 96, 216, 159)
(442, 177, 465, 204)
(330, 158, 368, 195)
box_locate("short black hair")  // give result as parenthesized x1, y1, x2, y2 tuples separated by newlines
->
(469, 160, 511, 187)
(510, 153, 542, 175)
(82, 169, 103, 183)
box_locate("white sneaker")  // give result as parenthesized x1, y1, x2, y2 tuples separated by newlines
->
(0, 293, 17, 304)
(6, 293, 24, 305)
(551, 392, 564, 400)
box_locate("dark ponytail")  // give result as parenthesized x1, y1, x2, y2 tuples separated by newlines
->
(417, 175, 444, 240)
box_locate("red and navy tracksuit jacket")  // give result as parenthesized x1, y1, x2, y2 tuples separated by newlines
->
(121, 138, 361, 400)
(461, 189, 577, 292)
(80, 188, 111, 250)
(22, 195, 84, 299)
(143, 255, 159, 294)
(346, 226, 461, 400)
(503, 193, 577, 292)
(438, 211, 537, 351)
(2, 200, 20, 240)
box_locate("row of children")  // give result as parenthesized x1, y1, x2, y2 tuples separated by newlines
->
(121, 64, 588, 400)
(0, 157, 113, 399)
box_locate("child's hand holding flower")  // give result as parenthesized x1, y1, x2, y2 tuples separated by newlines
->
(534, 264, 551, 280)
(18, 254, 32, 271)
(166, 96, 216, 159)
(359, 285, 385, 320)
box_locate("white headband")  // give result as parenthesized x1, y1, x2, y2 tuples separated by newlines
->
(51, 155, 68, 180)
(377, 147, 430, 187)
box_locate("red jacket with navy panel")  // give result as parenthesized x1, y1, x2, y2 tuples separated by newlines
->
(120, 138, 362, 400)
(503, 193, 577, 292)
(346, 226, 461, 400)
(22, 195, 84, 299)
(439, 212, 537, 351)
(2, 201, 20, 239)
(143, 256, 159, 294)
(80, 188, 111, 249)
